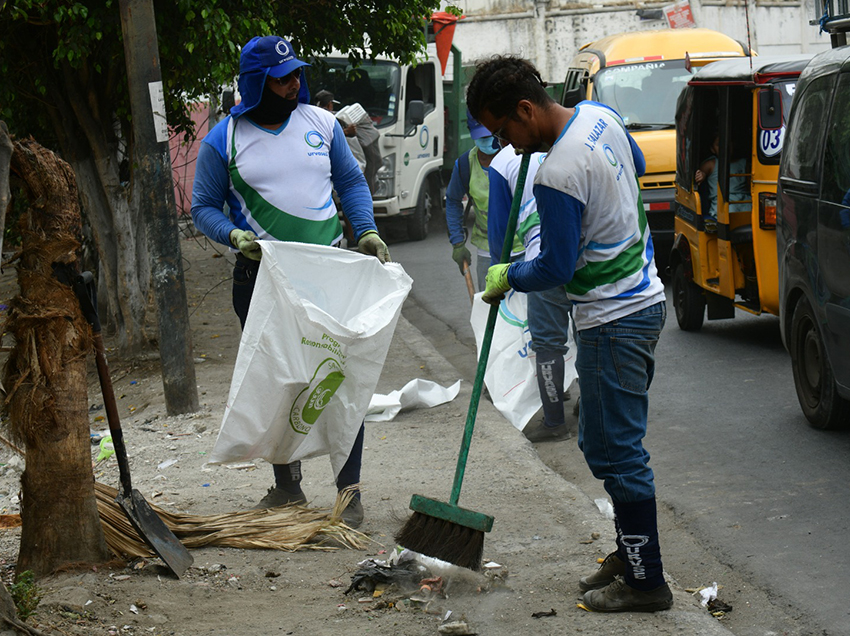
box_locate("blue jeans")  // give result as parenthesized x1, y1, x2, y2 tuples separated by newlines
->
(527, 285, 572, 354)
(576, 301, 666, 503)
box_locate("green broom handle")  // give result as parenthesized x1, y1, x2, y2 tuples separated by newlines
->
(450, 152, 531, 506)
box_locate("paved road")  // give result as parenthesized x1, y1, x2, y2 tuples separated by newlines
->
(387, 225, 850, 636)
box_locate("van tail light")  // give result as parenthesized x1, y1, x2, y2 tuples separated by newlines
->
(759, 193, 777, 229)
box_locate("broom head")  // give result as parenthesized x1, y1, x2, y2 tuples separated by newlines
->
(395, 494, 494, 571)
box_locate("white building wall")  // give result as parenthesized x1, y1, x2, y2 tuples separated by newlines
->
(444, 0, 832, 83)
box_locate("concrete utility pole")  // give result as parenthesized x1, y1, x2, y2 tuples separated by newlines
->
(118, 0, 199, 415)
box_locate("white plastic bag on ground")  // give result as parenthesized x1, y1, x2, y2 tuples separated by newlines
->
(470, 290, 576, 431)
(365, 379, 461, 422)
(210, 242, 412, 477)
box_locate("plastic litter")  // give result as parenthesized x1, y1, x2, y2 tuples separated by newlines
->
(365, 379, 461, 422)
(699, 582, 718, 606)
(531, 608, 557, 618)
(438, 621, 474, 635)
(344, 559, 427, 595)
(595, 498, 615, 520)
(96, 436, 114, 462)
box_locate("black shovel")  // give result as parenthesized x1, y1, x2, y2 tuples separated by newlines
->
(73, 271, 193, 578)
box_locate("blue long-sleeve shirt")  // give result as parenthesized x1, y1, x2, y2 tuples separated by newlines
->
(445, 153, 469, 246)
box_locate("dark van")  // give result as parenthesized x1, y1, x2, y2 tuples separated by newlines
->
(777, 45, 850, 430)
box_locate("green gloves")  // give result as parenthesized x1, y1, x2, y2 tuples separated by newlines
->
(451, 243, 472, 275)
(358, 230, 391, 264)
(230, 229, 262, 261)
(482, 263, 512, 305)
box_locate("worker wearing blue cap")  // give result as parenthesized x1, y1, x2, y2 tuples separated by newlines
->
(445, 111, 523, 291)
(191, 35, 390, 528)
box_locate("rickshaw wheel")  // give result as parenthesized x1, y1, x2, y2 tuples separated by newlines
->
(790, 296, 850, 430)
(672, 263, 705, 331)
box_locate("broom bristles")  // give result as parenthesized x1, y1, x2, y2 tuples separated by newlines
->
(395, 511, 484, 571)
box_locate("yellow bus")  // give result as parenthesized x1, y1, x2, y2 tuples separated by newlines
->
(559, 28, 751, 268)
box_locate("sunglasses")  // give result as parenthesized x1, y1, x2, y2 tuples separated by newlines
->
(491, 111, 517, 144)
(270, 69, 301, 86)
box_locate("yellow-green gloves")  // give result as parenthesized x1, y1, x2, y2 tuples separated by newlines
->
(358, 230, 391, 264)
(451, 243, 472, 275)
(230, 229, 262, 261)
(482, 263, 512, 305)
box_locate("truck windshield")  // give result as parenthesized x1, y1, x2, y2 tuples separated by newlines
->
(309, 58, 401, 128)
(593, 60, 692, 129)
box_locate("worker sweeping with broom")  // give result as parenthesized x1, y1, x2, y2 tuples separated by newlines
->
(466, 56, 671, 613)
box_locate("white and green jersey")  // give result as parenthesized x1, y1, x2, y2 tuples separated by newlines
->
(508, 101, 665, 331)
(225, 106, 343, 245)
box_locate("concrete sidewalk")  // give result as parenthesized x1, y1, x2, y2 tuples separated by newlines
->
(352, 314, 735, 635)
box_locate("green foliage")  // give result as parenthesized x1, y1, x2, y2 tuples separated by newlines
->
(9, 570, 42, 620)
(445, 5, 464, 17)
(0, 0, 442, 146)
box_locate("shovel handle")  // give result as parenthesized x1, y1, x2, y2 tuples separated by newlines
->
(72, 271, 133, 497)
(463, 264, 476, 305)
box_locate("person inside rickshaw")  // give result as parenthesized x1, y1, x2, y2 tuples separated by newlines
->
(695, 133, 752, 230)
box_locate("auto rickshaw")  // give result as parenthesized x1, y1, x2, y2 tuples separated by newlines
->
(669, 55, 813, 330)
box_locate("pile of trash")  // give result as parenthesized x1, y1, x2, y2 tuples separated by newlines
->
(340, 548, 509, 634)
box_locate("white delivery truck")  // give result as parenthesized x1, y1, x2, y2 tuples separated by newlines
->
(312, 44, 471, 241)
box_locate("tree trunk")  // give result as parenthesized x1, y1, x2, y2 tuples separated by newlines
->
(46, 72, 151, 357)
(0, 122, 11, 248)
(3, 137, 111, 576)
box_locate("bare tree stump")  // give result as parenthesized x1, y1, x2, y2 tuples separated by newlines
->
(3, 136, 110, 575)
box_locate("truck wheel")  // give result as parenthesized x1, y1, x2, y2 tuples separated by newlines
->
(407, 179, 434, 242)
(790, 296, 850, 430)
(672, 262, 705, 331)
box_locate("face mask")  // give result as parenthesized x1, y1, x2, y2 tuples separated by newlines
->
(474, 136, 500, 155)
(248, 83, 299, 125)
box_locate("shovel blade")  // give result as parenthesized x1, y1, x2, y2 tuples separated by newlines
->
(117, 489, 193, 578)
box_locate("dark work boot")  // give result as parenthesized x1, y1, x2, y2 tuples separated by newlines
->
(579, 552, 627, 592)
(523, 419, 571, 442)
(582, 578, 673, 612)
(254, 461, 306, 509)
(253, 485, 307, 509)
(341, 496, 364, 529)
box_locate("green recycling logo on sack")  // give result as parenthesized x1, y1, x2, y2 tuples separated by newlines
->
(289, 357, 346, 434)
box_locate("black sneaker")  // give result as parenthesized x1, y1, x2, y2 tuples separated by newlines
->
(253, 486, 307, 510)
(579, 552, 626, 592)
(582, 578, 673, 613)
(524, 421, 571, 443)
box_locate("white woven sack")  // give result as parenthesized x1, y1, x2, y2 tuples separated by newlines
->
(210, 242, 412, 477)
(470, 290, 576, 431)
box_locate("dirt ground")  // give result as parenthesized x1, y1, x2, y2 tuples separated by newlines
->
(0, 223, 740, 636)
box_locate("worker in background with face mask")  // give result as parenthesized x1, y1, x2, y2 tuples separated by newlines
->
(445, 111, 523, 290)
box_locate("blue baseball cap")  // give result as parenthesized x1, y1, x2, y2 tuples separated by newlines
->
(467, 109, 491, 140)
(231, 36, 311, 118)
